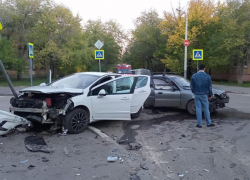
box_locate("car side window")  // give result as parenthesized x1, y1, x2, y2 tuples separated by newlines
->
(92, 77, 134, 95)
(153, 78, 172, 90)
(135, 76, 148, 89)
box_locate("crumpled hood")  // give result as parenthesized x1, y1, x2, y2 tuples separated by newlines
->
(19, 86, 84, 94)
(212, 88, 225, 95)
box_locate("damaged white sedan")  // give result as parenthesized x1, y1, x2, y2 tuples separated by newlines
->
(9, 72, 150, 134)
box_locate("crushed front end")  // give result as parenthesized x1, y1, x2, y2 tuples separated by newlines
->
(9, 92, 78, 129)
(209, 92, 230, 112)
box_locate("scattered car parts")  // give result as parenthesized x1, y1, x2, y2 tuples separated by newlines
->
(0, 110, 30, 136)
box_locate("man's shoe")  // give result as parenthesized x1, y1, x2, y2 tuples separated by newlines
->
(196, 124, 202, 128)
(207, 124, 215, 127)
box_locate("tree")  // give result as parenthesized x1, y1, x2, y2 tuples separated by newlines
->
(84, 20, 127, 72)
(159, 0, 218, 75)
(122, 10, 167, 72)
(0, 37, 26, 78)
(212, 0, 250, 84)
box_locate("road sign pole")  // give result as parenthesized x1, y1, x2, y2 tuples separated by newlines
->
(184, 14, 188, 79)
(99, 59, 101, 72)
(30, 58, 33, 86)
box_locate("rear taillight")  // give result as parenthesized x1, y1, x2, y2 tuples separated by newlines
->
(45, 98, 51, 106)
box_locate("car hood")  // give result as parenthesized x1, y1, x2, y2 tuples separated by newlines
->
(183, 87, 225, 95)
(19, 86, 84, 94)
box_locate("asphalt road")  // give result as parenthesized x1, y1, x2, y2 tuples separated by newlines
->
(1, 91, 250, 180)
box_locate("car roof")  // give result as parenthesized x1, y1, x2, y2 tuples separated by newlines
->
(152, 74, 184, 79)
(75, 72, 120, 76)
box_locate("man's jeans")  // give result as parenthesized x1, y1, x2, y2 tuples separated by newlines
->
(194, 94, 212, 126)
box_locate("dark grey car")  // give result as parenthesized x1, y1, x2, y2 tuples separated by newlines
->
(144, 74, 230, 115)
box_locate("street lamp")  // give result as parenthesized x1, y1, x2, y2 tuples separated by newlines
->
(176, 9, 188, 79)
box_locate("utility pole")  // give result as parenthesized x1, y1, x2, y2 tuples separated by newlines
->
(176, 9, 188, 79)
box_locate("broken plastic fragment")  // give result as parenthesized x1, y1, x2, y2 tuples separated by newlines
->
(75, 174, 81, 176)
(42, 157, 49, 162)
(203, 169, 209, 172)
(28, 165, 35, 170)
(178, 174, 184, 177)
(140, 163, 148, 170)
(107, 156, 118, 162)
(63, 146, 69, 155)
(20, 159, 29, 164)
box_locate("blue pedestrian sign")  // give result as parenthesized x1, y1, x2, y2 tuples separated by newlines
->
(193, 49, 203, 60)
(28, 43, 34, 58)
(95, 50, 104, 60)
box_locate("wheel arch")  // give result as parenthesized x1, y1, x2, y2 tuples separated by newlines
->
(185, 98, 194, 110)
(73, 105, 90, 119)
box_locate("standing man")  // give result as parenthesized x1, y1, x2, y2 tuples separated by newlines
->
(190, 64, 215, 128)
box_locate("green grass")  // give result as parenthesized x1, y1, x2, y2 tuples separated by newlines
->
(0, 77, 47, 87)
(213, 81, 250, 87)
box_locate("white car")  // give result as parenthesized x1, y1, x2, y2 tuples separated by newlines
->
(9, 72, 150, 134)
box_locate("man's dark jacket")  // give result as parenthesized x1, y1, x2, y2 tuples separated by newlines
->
(190, 71, 213, 97)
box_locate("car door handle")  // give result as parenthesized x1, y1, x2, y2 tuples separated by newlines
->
(158, 92, 163, 94)
(121, 97, 129, 100)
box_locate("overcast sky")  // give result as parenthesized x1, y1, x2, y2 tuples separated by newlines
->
(53, 0, 191, 31)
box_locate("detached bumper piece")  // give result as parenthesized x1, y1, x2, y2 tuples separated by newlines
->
(0, 110, 30, 136)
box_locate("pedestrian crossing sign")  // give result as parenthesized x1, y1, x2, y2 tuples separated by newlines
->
(95, 50, 104, 60)
(193, 49, 203, 60)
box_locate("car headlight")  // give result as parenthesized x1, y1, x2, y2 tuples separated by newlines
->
(220, 92, 227, 98)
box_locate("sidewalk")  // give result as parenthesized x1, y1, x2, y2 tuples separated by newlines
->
(213, 84, 250, 94)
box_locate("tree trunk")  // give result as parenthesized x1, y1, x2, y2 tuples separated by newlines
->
(237, 58, 244, 85)
(16, 72, 22, 81)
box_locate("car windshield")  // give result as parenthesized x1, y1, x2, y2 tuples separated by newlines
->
(50, 74, 100, 89)
(173, 77, 190, 87)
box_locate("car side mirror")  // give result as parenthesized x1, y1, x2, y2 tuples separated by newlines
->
(39, 83, 46, 86)
(98, 89, 106, 97)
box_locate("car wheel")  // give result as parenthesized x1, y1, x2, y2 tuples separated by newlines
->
(64, 108, 89, 134)
(131, 107, 142, 119)
(187, 100, 196, 115)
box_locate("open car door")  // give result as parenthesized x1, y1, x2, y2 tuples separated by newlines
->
(90, 75, 150, 120)
(130, 76, 151, 114)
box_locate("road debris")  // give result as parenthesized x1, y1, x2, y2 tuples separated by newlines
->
(58, 128, 68, 136)
(128, 142, 142, 150)
(178, 173, 184, 177)
(28, 165, 35, 170)
(107, 156, 118, 162)
(20, 159, 29, 164)
(75, 174, 81, 176)
(16, 127, 27, 132)
(63, 146, 69, 155)
(111, 147, 118, 152)
(42, 157, 49, 162)
(140, 163, 148, 170)
(203, 169, 209, 172)
(159, 142, 163, 145)
(119, 157, 124, 163)
(181, 134, 186, 138)
(24, 135, 53, 153)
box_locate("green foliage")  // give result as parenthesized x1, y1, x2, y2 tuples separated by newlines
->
(122, 10, 167, 72)
(0, 37, 26, 75)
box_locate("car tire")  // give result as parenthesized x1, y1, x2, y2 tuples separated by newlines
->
(187, 100, 196, 115)
(64, 108, 89, 134)
(131, 107, 142, 119)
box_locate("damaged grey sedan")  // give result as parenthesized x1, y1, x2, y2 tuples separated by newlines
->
(144, 74, 230, 115)
(8, 72, 150, 134)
